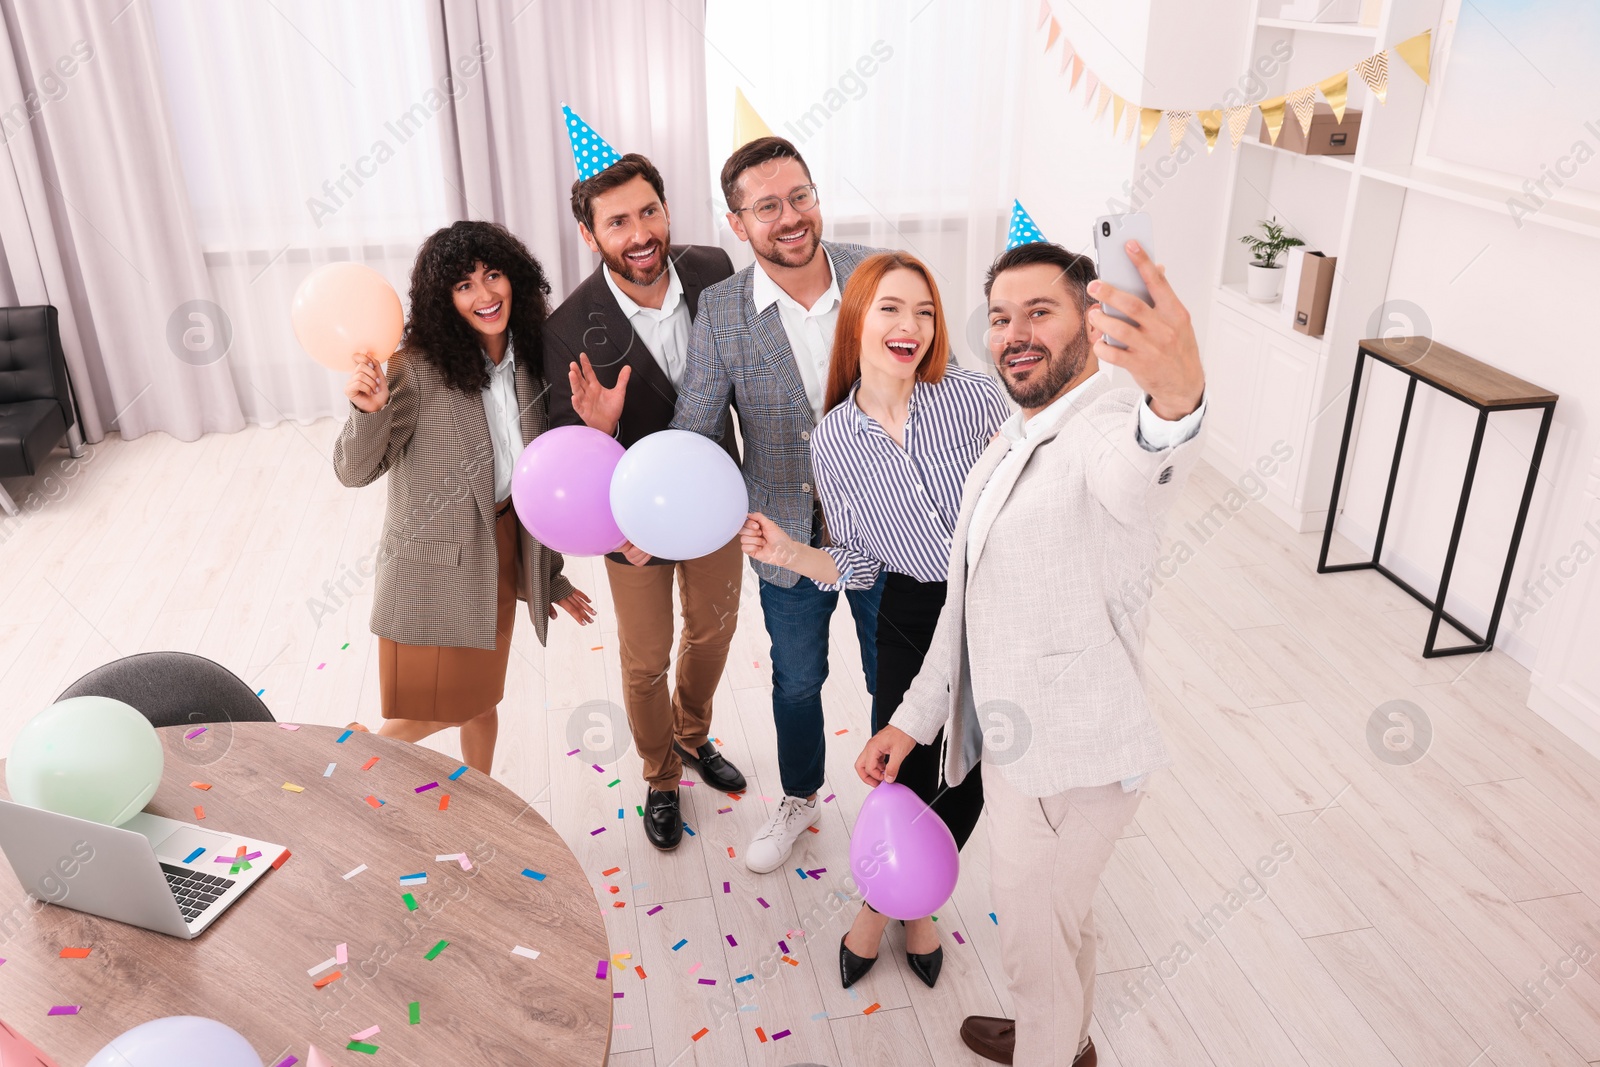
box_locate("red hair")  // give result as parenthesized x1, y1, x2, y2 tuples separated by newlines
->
(824, 252, 950, 414)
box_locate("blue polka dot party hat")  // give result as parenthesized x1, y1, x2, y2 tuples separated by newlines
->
(1005, 199, 1047, 250)
(562, 103, 622, 180)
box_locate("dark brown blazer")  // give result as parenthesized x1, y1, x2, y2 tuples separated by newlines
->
(332, 350, 573, 649)
(543, 244, 740, 565)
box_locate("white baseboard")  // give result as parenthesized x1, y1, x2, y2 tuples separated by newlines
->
(1528, 677, 1600, 764)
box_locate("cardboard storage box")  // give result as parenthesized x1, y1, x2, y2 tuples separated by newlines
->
(1262, 102, 1362, 155)
(1293, 252, 1337, 337)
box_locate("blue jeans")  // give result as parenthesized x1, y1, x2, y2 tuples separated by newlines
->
(759, 565, 883, 799)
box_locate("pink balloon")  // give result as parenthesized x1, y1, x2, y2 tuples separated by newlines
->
(512, 426, 626, 556)
(849, 782, 960, 920)
(0, 1016, 60, 1067)
(290, 262, 404, 373)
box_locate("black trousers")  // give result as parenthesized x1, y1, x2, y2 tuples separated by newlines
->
(871, 571, 984, 851)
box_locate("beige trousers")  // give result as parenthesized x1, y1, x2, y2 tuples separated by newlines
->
(983, 761, 1144, 1066)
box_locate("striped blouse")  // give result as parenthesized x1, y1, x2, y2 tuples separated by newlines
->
(811, 366, 1011, 590)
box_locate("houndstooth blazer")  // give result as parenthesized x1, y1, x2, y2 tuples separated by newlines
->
(889, 378, 1205, 797)
(669, 241, 878, 587)
(332, 349, 573, 650)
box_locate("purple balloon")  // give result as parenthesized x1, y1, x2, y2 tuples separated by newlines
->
(848, 782, 959, 920)
(511, 425, 626, 556)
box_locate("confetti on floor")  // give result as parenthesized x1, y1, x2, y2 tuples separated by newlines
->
(727, 846, 736, 858)
(757, 897, 770, 909)
(566, 748, 581, 756)
(257, 689, 266, 697)
(863, 1003, 882, 1015)
(834, 729, 848, 735)
(723, 881, 730, 893)
(647, 905, 663, 916)
(58, 947, 90, 959)
(687, 962, 702, 975)
(607, 779, 620, 787)
(684, 825, 695, 836)
(341, 642, 350, 649)
(635, 965, 647, 979)
(990, 912, 998, 925)
(725, 935, 737, 947)
(601, 866, 620, 876)
(316, 663, 326, 670)
(343, 864, 368, 880)
(717, 806, 732, 814)
(698, 978, 717, 986)
(671, 938, 687, 951)
(736, 973, 753, 983)
(691, 1028, 709, 1042)
(952, 931, 966, 945)
(822, 793, 836, 803)
(512, 946, 540, 960)
(772, 1029, 792, 1040)
(590, 827, 605, 836)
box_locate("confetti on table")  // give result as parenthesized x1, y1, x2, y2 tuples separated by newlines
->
(448, 765, 468, 781)
(596, 960, 608, 979)
(698, 978, 717, 986)
(512, 946, 540, 960)
(183, 847, 205, 863)
(282, 783, 304, 793)
(190, 781, 212, 790)
(408, 1002, 421, 1025)
(58, 947, 91, 959)
(364, 795, 382, 809)
(194, 806, 205, 820)
(401, 893, 418, 912)
(350, 1026, 379, 1041)
(336, 730, 353, 743)
(457, 855, 473, 871)
(278, 723, 301, 731)
(414, 782, 439, 793)
(47, 1006, 79, 1016)
(184, 726, 207, 739)
(671, 938, 687, 951)
(324, 763, 336, 777)
(438, 794, 450, 810)
(863, 1002, 882, 1015)
(725, 934, 738, 947)
(521, 869, 545, 881)
(424, 940, 448, 961)
(272, 1057, 298, 1067)
(952, 931, 966, 945)
(346, 1042, 379, 1055)
(647, 905, 663, 916)
(343, 864, 368, 880)
(757, 897, 770, 909)
(313, 971, 342, 989)
(361, 757, 380, 771)
(336, 943, 347, 964)
(691, 1028, 709, 1042)
(435, 853, 462, 861)
(400, 873, 426, 885)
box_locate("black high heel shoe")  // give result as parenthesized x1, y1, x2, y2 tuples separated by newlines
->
(904, 916, 943, 988)
(840, 903, 883, 989)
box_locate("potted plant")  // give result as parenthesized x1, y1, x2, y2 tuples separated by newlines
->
(1238, 218, 1305, 302)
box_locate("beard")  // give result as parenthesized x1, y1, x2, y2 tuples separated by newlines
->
(997, 327, 1092, 409)
(600, 237, 669, 287)
(754, 222, 821, 270)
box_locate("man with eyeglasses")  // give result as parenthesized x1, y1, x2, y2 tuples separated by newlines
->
(671, 136, 886, 873)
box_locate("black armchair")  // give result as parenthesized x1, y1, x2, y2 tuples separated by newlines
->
(0, 304, 84, 517)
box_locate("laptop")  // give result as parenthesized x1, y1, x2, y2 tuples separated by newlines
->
(0, 799, 287, 939)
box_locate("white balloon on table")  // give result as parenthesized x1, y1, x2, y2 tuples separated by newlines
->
(609, 430, 749, 560)
(85, 1016, 262, 1067)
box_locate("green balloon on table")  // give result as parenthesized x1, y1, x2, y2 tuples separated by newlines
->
(4, 696, 164, 827)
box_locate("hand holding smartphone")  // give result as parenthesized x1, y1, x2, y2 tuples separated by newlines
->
(1091, 212, 1155, 350)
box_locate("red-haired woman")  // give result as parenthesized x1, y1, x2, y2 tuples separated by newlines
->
(740, 252, 1008, 990)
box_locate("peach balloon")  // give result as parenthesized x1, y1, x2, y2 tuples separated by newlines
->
(290, 262, 404, 373)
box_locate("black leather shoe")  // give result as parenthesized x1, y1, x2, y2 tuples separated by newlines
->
(644, 789, 682, 850)
(906, 944, 943, 988)
(674, 740, 747, 793)
(839, 935, 878, 989)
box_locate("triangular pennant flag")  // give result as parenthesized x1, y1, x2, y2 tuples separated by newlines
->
(1083, 70, 1100, 106)
(1139, 108, 1162, 149)
(1045, 17, 1061, 52)
(1036, 0, 1051, 29)
(1395, 30, 1432, 85)
(1224, 105, 1252, 148)
(1112, 94, 1127, 136)
(1318, 71, 1350, 124)
(1093, 84, 1113, 124)
(1355, 52, 1389, 104)
(561, 104, 622, 181)
(1287, 86, 1318, 138)
(1059, 41, 1075, 73)
(733, 88, 774, 150)
(1166, 110, 1193, 153)
(1005, 199, 1047, 250)
(1197, 109, 1223, 153)
(1068, 54, 1085, 90)
(1259, 94, 1287, 145)
(1123, 101, 1138, 142)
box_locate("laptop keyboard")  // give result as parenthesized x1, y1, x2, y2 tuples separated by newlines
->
(160, 863, 236, 924)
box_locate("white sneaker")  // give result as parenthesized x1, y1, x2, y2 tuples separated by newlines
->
(745, 795, 820, 873)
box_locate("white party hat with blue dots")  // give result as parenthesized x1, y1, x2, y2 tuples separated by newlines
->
(1005, 199, 1047, 250)
(562, 103, 623, 181)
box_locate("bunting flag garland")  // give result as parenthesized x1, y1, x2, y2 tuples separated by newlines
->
(1030, 8, 1434, 153)
(1354, 53, 1389, 105)
(1287, 86, 1319, 138)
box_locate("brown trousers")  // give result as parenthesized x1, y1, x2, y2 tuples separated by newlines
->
(604, 537, 744, 792)
(984, 762, 1145, 1066)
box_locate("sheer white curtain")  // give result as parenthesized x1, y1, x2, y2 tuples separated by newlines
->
(151, 0, 456, 426)
(704, 0, 1033, 372)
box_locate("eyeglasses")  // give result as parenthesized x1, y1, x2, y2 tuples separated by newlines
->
(735, 184, 819, 225)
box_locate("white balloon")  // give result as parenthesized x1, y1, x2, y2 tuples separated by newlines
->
(609, 430, 749, 560)
(86, 1017, 263, 1067)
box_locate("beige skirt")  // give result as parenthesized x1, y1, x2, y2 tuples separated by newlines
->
(378, 501, 520, 723)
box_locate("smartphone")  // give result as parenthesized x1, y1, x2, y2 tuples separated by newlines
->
(1092, 212, 1155, 350)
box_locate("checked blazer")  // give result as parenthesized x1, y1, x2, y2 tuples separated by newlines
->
(332, 349, 574, 650)
(669, 240, 878, 587)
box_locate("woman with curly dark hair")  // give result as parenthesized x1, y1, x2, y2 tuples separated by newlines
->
(333, 221, 595, 774)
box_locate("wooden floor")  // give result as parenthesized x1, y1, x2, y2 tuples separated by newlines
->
(6, 420, 1600, 1067)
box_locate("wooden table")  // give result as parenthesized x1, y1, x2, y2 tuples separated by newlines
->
(1317, 335, 1558, 656)
(0, 724, 611, 1065)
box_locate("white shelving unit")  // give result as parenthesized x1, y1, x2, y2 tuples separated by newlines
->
(1205, 0, 1600, 533)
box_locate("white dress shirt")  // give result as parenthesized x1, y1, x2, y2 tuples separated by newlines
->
(603, 260, 691, 389)
(749, 247, 843, 423)
(483, 343, 524, 502)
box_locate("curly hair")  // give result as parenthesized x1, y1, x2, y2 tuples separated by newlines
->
(402, 220, 552, 393)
